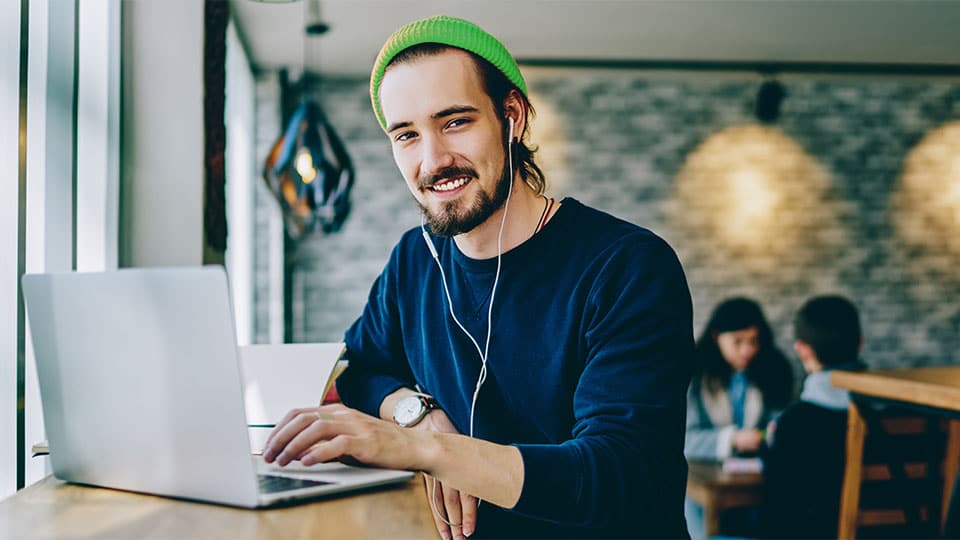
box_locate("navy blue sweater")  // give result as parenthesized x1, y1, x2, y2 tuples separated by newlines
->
(337, 198, 695, 538)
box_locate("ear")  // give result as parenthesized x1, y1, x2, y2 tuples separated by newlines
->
(794, 340, 822, 373)
(502, 89, 527, 143)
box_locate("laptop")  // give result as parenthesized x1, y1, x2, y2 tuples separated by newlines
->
(239, 342, 348, 452)
(21, 266, 414, 508)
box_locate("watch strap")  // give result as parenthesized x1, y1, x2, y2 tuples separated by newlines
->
(416, 393, 439, 410)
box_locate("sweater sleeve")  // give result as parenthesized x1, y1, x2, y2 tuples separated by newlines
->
(511, 235, 695, 532)
(684, 386, 735, 460)
(336, 246, 416, 418)
(686, 424, 735, 461)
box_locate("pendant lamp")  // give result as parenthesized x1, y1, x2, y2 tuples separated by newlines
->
(261, 2, 354, 238)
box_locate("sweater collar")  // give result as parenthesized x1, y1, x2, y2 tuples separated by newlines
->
(800, 370, 850, 411)
(449, 197, 579, 273)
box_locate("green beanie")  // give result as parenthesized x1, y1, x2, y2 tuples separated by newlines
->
(369, 15, 527, 131)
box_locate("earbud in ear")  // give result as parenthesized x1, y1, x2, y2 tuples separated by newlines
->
(508, 116, 515, 144)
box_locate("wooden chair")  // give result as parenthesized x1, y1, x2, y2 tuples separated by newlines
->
(838, 400, 960, 538)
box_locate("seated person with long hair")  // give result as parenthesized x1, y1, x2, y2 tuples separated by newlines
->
(685, 297, 794, 540)
(686, 298, 794, 462)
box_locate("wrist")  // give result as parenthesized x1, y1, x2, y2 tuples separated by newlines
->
(412, 428, 444, 475)
(379, 387, 419, 421)
(392, 393, 439, 427)
(411, 407, 440, 431)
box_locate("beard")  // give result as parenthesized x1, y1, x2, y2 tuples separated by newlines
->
(417, 158, 512, 237)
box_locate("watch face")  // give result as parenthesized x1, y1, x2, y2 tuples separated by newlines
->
(394, 396, 425, 426)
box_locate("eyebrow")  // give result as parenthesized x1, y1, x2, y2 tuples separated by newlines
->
(386, 105, 480, 133)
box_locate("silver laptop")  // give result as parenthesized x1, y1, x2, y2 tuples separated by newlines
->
(21, 266, 413, 508)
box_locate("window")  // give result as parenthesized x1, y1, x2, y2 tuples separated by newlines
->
(0, 0, 25, 499)
(1, 0, 120, 496)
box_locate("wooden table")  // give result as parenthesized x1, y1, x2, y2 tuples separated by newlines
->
(832, 367, 960, 539)
(686, 460, 764, 538)
(0, 474, 440, 539)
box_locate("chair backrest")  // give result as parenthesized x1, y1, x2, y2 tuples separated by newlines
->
(853, 408, 949, 538)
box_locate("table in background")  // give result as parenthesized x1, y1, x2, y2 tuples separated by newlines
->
(686, 460, 764, 538)
(832, 367, 960, 539)
(0, 474, 439, 539)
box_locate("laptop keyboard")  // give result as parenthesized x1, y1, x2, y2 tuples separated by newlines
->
(258, 474, 333, 493)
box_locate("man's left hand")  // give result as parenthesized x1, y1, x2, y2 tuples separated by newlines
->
(416, 409, 477, 540)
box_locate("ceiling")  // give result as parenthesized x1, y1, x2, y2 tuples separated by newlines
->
(230, 0, 960, 77)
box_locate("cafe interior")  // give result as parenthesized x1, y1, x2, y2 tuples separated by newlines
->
(1, 1, 959, 538)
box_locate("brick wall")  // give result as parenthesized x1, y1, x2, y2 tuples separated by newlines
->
(253, 68, 960, 374)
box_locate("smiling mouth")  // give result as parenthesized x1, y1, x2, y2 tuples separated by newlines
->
(428, 175, 471, 192)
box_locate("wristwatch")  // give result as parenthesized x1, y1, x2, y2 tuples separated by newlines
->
(392, 393, 439, 428)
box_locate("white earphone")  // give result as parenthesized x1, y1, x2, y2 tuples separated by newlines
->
(419, 113, 516, 434)
(421, 113, 516, 525)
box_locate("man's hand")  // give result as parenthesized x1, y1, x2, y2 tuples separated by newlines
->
(261, 404, 426, 470)
(415, 409, 476, 540)
(263, 400, 520, 532)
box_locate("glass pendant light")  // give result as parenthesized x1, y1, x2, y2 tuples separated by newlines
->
(261, 0, 354, 238)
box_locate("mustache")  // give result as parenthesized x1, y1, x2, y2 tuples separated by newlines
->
(418, 166, 478, 190)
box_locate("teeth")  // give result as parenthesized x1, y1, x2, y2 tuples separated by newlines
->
(431, 177, 469, 192)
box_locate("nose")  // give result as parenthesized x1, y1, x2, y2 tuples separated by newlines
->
(420, 133, 455, 178)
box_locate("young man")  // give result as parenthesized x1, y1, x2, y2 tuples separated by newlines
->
(761, 295, 866, 539)
(263, 15, 694, 539)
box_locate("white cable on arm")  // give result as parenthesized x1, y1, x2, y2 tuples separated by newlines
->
(470, 119, 513, 437)
(421, 118, 515, 526)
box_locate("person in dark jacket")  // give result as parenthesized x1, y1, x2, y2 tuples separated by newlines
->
(761, 295, 866, 539)
(262, 15, 695, 540)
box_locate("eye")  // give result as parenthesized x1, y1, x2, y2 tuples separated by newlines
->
(394, 131, 417, 143)
(445, 117, 470, 130)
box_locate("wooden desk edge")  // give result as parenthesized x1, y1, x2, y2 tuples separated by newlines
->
(0, 473, 439, 540)
(830, 369, 960, 413)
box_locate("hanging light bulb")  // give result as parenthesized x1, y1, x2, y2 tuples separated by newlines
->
(755, 78, 787, 124)
(295, 148, 317, 184)
(260, 0, 354, 239)
(262, 101, 354, 238)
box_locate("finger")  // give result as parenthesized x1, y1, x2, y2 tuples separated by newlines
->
(319, 402, 349, 414)
(460, 491, 478, 537)
(264, 407, 318, 449)
(275, 415, 345, 466)
(442, 482, 464, 538)
(299, 434, 352, 466)
(426, 475, 452, 540)
(263, 411, 313, 461)
(263, 410, 323, 463)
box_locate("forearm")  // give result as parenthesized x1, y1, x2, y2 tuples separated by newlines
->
(685, 425, 735, 460)
(378, 388, 524, 506)
(416, 430, 524, 509)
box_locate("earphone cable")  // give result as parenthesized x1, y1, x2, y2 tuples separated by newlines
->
(421, 119, 516, 527)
